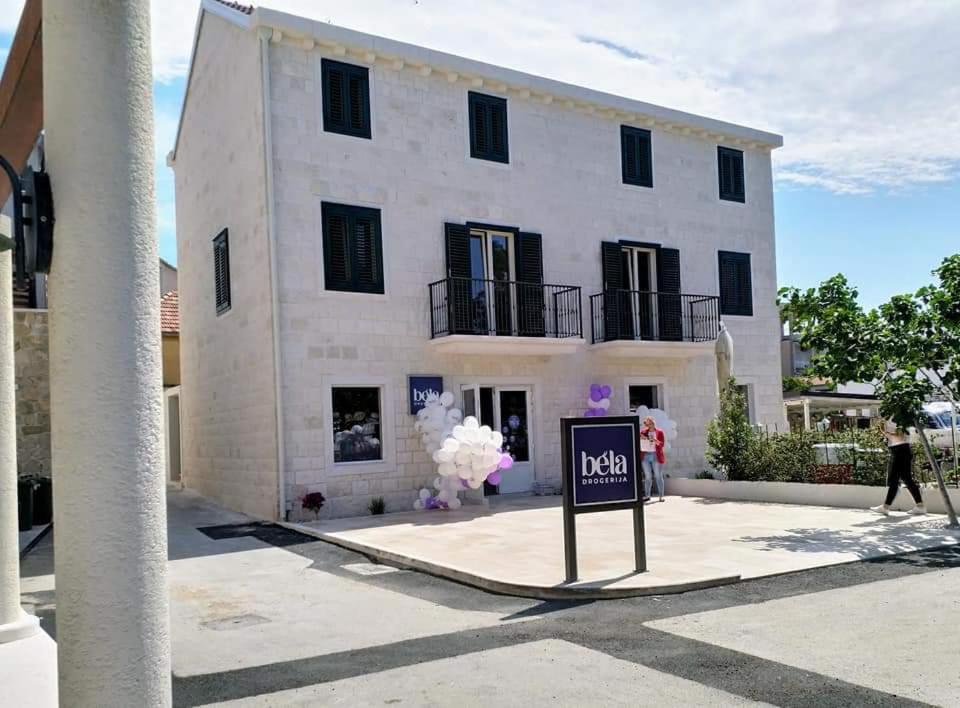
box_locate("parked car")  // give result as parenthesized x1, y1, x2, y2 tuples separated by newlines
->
(918, 402, 959, 450)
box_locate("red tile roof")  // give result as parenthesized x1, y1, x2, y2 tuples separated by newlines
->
(211, 0, 254, 15)
(161, 290, 179, 335)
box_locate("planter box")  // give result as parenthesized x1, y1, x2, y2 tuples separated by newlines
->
(666, 477, 960, 515)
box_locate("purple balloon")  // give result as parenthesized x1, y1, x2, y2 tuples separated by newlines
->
(461, 478, 471, 488)
(499, 453, 515, 470)
(590, 383, 602, 396)
(590, 389, 604, 402)
(600, 385, 612, 398)
(487, 471, 502, 485)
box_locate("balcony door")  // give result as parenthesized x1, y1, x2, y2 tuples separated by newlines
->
(469, 228, 516, 335)
(621, 246, 657, 339)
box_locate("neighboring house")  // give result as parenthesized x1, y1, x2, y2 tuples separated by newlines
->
(160, 258, 179, 297)
(161, 289, 180, 387)
(170, 0, 786, 520)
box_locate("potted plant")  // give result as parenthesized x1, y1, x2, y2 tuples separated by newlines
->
(368, 496, 386, 515)
(300, 491, 326, 520)
(17, 475, 38, 532)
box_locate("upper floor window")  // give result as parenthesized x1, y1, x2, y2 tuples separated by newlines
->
(718, 146, 745, 202)
(468, 92, 509, 163)
(621, 126, 653, 187)
(213, 229, 231, 315)
(322, 202, 384, 294)
(718, 250, 753, 316)
(321, 59, 371, 139)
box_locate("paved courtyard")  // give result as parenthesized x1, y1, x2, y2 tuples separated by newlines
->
(18, 488, 960, 706)
(288, 494, 960, 598)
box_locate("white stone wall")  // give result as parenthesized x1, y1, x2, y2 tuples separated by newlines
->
(173, 16, 280, 520)
(265, 39, 785, 519)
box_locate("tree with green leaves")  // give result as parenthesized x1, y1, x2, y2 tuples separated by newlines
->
(780, 255, 960, 527)
(706, 378, 755, 480)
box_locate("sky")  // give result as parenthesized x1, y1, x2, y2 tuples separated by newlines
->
(1, 0, 958, 308)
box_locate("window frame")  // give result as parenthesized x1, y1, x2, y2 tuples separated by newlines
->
(468, 91, 509, 164)
(323, 376, 395, 474)
(624, 377, 668, 415)
(321, 58, 372, 140)
(718, 250, 754, 317)
(331, 385, 384, 465)
(620, 125, 653, 188)
(213, 228, 231, 315)
(717, 146, 745, 203)
(321, 201, 385, 294)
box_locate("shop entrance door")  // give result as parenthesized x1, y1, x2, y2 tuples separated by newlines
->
(460, 385, 534, 495)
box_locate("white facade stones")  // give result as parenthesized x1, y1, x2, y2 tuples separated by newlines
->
(173, 3, 786, 520)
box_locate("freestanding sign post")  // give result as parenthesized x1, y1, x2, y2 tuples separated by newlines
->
(561, 415, 646, 582)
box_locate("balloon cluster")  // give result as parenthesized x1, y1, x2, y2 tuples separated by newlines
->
(634, 406, 679, 451)
(412, 391, 513, 511)
(584, 383, 612, 417)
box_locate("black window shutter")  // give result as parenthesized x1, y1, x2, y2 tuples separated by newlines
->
(601, 241, 624, 341)
(444, 223, 473, 334)
(213, 229, 231, 314)
(718, 147, 745, 202)
(323, 203, 383, 293)
(515, 232, 545, 336)
(657, 247, 683, 341)
(621, 126, 652, 187)
(719, 251, 753, 316)
(322, 206, 351, 290)
(469, 92, 508, 163)
(322, 59, 371, 139)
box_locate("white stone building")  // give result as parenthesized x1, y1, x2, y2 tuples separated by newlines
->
(170, 0, 786, 520)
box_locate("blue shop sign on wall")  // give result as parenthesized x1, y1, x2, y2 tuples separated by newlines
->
(408, 375, 443, 414)
(569, 421, 639, 507)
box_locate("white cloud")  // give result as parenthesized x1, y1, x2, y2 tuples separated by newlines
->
(4, 0, 960, 194)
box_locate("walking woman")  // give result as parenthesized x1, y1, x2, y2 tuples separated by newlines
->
(871, 419, 926, 515)
(640, 416, 666, 502)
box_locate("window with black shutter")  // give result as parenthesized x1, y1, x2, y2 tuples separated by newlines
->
(213, 229, 231, 315)
(468, 92, 509, 163)
(621, 125, 653, 187)
(718, 146, 745, 202)
(718, 250, 753, 316)
(322, 202, 384, 293)
(322, 59, 371, 139)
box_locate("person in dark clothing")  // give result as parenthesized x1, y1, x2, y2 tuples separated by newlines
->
(871, 419, 925, 516)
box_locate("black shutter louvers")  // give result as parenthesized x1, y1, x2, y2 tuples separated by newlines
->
(322, 59, 371, 139)
(718, 146, 745, 202)
(322, 203, 384, 293)
(469, 92, 509, 163)
(621, 126, 653, 188)
(718, 250, 753, 316)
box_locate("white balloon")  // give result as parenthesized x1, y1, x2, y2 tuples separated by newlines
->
(452, 425, 468, 442)
(586, 398, 601, 409)
(434, 477, 443, 489)
(479, 425, 492, 442)
(440, 391, 455, 407)
(438, 462, 456, 477)
(448, 498, 462, 510)
(598, 398, 610, 410)
(491, 431, 503, 448)
(418, 488, 431, 502)
(447, 408, 463, 422)
(467, 477, 483, 489)
(457, 464, 472, 480)
(413, 499, 424, 510)
(464, 416, 480, 430)
(436, 489, 451, 503)
(442, 438, 460, 452)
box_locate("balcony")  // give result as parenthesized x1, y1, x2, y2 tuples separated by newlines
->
(589, 291, 720, 358)
(428, 277, 584, 355)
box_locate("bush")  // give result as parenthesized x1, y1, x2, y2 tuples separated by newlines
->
(368, 496, 386, 515)
(705, 379, 755, 480)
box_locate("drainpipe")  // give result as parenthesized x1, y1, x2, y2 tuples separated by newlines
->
(44, 1, 171, 704)
(258, 26, 288, 520)
(0, 216, 39, 644)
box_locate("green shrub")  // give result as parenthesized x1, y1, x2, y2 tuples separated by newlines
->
(705, 379, 756, 480)
(368, 496, 386, 515)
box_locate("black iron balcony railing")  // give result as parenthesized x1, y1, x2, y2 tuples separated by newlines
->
(589, 291, 720, 344)
(429, 277, 582, 339)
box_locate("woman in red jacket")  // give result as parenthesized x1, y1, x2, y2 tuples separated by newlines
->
(640, 416, 666, 502)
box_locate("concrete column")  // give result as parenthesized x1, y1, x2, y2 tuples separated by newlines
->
(0, 217, 39, 642)
(802, 399, 812, 432)
(43, 2, 171, 706)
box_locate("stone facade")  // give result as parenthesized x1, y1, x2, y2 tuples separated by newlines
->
(174, 8, 786, 520)
(14, 309, 50, 477)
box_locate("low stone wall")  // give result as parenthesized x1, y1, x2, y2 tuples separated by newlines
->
(666, 477, 960, 515)
(14, 309, 51, 477)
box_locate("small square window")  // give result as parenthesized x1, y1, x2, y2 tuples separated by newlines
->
(332, 387, 383, 463)
(322, 202, 384, 294)
(718, 146, 745, 202)
(322, 59, 371, 139)
(629, 385, 660, 412)
(621, 126, 653, 187)
(468, 92, 509, 163)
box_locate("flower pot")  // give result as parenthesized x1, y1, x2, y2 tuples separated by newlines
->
(17, 479, 34, 532)
(32, 477, 53, 525)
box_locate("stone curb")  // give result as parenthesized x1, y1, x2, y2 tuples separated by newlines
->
(278, 520, 742, 600)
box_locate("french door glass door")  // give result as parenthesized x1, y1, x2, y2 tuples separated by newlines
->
(620, 247, 657, 339)
(468, 229, 515, 335)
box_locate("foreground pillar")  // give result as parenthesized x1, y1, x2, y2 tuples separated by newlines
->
(43, 2, 171, 705)
(0, 218, 39, 641)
